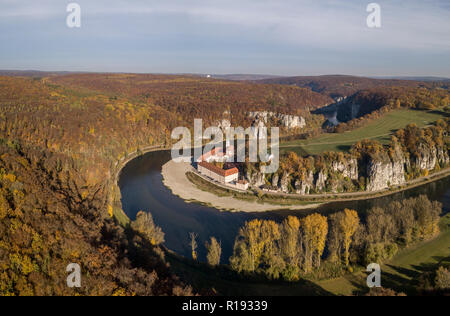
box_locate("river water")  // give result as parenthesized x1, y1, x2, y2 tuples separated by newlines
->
(119, 150, 450, 262)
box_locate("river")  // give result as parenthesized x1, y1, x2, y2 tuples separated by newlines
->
(118, 150, 450, 262)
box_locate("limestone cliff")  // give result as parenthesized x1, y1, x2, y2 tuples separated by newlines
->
(331, 158, 358, 180)
(280, 172, 290, 193)
(272, 173, 279, 188)
(248, 111, 306, 129)
(414, 143, 449, 171)
(365, 145, 407, 191)
(244, 122, 448, 195)
(365, 159, 406, 191)
(246, 170, 265, 187)
(294, 171, 314, 195)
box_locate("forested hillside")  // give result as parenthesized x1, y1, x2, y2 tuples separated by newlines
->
(0, 143, 192, 296)
(0, 73, 448, 296)
(48, 73, 332, 127)
(0, 76, 193, 295)
(258, 75, 448, 99)
(0, 74, 333, 295)
(332, 86, 449, 132)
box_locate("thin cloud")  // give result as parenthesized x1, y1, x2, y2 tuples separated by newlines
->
(0, 0, 448, 75)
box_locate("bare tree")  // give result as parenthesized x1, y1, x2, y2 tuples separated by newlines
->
(189, 232, 198, 261)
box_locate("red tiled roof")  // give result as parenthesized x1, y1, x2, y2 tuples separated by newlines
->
(199, 147, 225, 161)
(198, 161, 238, 177)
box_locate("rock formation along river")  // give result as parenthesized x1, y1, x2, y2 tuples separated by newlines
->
(119, 150, 450, 262)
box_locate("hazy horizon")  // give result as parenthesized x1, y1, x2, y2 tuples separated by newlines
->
(1, 69, 449, 80)
(1, 0, 449, 77)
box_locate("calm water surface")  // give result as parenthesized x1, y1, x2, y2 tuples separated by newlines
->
(119, 150, 450, 261)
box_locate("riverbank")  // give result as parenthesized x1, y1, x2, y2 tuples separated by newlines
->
(117, 147, 450, 218)
(112, 145, 167, 224)
(162, 159, 322, 212)
(254, 167, 450, 201)
(119, 149, 450, 262)
(179, 161, 450, 207)
(165, 213, 450, 296)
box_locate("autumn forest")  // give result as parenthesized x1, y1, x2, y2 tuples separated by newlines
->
(0, 73, 449, 296)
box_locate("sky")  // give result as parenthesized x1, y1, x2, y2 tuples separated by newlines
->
(0, 0, 449, 77)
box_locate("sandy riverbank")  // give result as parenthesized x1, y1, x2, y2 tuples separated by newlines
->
(161, 160, 321, 212)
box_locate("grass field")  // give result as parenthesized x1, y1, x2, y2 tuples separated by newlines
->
(280, 109, 448, 156)
(168, 214, 450, 296)
(317, 213, 450, 296)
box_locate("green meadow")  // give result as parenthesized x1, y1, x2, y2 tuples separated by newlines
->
(167, 214, 450, 296)
(281, 109, 448, 156)
(317, 213, 450, 296)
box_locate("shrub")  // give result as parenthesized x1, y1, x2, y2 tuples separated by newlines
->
(363, 243, 398, 265)
(282, 265, 301, 282)
(435, 266, 450, 290)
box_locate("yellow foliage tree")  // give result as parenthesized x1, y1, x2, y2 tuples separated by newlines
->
(281, 216, 301, 266)
(339, 209, 360, 266)
(0, 193, 8, 220)
(107, 205, 113, 218)
(243, 219, 264, 271)
(301, 213, 328, 271)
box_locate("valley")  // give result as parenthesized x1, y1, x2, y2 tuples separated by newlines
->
(280, 108, 448, 155)
(1, 0, 449, 300)
(0, 73, 448, 296)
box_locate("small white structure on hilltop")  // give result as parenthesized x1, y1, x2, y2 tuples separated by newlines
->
(206, 75, 211, 78)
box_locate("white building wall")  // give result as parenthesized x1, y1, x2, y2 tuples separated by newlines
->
(236, 182, 249, 190)
(225, 173, 238, 183)
(198, 164, 238, 184)
(198, 164, 225, 183)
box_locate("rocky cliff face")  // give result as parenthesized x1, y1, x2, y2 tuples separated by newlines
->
(248, 111, 306, 129)
(272, 173, 279, 188)
(295, 171, 314, 195)
(280, 115, 306, 129)
(334, 91, 388, 123)
(366, 146, 407, 191)
(245, 139, 448, 195)
(365, 159, 406, 191)
(414, 143, 449, 171)
(331, 159, 358, 180)
(314, 170, 328, 192)
(246, 170, 265, 187)
(364, 139, 449, 192)
(216, 119, 231, 130)
(280, 172, 290, 193)
(437, 147, 450, 167)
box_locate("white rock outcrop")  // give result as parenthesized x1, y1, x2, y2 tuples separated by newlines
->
(248, 111, 306, 129)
